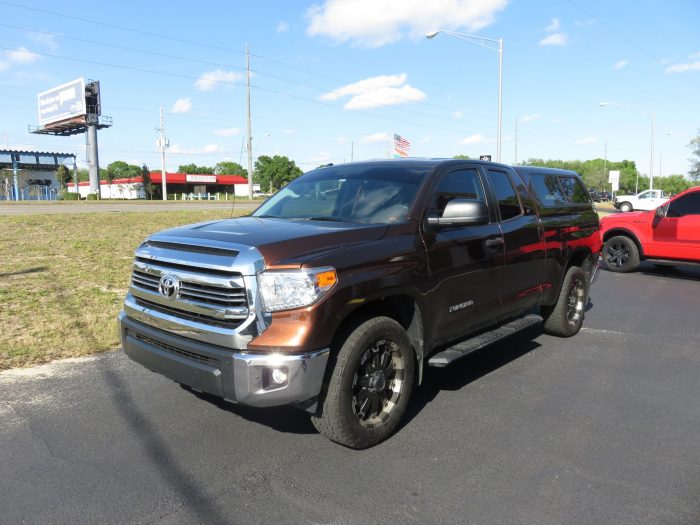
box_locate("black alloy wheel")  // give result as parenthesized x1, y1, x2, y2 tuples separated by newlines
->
(603, 235, 640, 273)
(352, 339, 405, 429)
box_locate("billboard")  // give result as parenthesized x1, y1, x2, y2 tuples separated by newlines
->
(37, 78, 85, 127)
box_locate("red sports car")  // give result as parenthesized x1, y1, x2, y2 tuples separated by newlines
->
(601, 186, 700, 272)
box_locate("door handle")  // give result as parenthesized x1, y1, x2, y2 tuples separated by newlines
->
(485, 237, 504, 249)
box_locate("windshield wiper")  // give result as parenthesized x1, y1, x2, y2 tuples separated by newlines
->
(304, 216, 345, 222)
(255, 214, 279, 219)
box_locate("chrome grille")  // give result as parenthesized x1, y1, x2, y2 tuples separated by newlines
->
(131, 269, 246, 308)
(133, 297, 243, 329)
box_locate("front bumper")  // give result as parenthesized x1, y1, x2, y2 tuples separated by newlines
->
(119, 312, 329, 408)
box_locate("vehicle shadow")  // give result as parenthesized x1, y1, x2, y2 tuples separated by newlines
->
(637, 261, 700, 281)
(187, 389, 317, 435)
(400, 326, 543, 429)
(187, 326, 544, 438)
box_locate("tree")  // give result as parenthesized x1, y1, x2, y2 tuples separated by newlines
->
(55, 165, 72, 189)
(453, 155, 472, 160)
(106, 161, 142, 184)
(654, 175, 692, 195)
(214, 161, 247, 178)
(689, 130, 700, 182)
(141, 164, 158, 199)
(177, 163, 213, 174)
(254, 155, 303, 193)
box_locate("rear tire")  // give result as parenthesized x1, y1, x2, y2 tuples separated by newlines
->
(542, 266, 588, 337)
(619, 202, 633, 212)
(311, 316, 415, 449)
(603, 235, 640, 273)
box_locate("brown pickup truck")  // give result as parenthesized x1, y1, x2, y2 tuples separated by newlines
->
(120, 159, 601, 448)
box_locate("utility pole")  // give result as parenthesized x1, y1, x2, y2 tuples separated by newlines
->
(158, 106, 169, 200)
(351, 141, 354, 162)
(246, 43, 254, 200)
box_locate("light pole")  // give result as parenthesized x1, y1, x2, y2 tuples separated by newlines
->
(599, 101, 655, 192)
(426, 29, 503, 163)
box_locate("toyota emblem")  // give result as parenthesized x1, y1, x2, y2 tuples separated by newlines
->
(158, 274, 180, 300)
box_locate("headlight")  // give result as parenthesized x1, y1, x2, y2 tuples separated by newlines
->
(258, 267, 337, 312)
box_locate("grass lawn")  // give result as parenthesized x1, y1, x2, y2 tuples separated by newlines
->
(0, 209, 246, 370)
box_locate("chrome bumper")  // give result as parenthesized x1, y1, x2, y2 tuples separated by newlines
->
(119, 312, 329, 408)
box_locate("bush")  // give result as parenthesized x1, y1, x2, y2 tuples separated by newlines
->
(59, 191, 80, 201)
(86, 193, 99, 200)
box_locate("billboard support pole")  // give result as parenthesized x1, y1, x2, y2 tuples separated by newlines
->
(87, 120, 100, 198)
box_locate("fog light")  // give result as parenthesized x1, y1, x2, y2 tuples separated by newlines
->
(271, 368, 288, 385)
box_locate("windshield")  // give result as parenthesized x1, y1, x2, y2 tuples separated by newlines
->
(253, 164, 428, 224)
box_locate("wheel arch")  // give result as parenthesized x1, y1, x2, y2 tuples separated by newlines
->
(602, 228, 645, 259)
(332, 294, 426, 384)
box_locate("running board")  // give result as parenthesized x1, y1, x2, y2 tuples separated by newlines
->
(427, 314, 543, 368)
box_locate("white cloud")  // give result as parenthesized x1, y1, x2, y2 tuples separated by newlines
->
(27, 32, 58, 51)
(282, 128, 296, 134)
(0, 61, 9, 72)
(213, 127, 240, 137)
(613, 60, 629, 70)
(171, 98, 192, 113)
(306, 0, 508, 47)
(453, 111, 464, 119)
(6, 46, 40, 64)
(665, 61, 700, 74)
(575, 137, 597, 144)
(195, 69, 244, 91)
(519, 113, 540, 123)
(320, 73, 425, 110)
(459, 134, 486, 145)
(552, 117, 565, 124)
(360, 132, 390, 144)
(539, 32, 568, 46)
(203, 143, 222, 153)
(170, 143, 224, 155)
(277, 21, 289, 33)
(545, 18, 560, 32)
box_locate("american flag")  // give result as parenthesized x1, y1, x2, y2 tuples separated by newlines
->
(393, 133, 410, 157)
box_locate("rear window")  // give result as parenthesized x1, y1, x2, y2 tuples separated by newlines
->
(529, 174, 591, 207)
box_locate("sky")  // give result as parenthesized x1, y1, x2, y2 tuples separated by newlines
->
(1, 0, 698, 179)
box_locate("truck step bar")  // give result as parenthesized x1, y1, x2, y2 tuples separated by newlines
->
(427, 314, 543, 368)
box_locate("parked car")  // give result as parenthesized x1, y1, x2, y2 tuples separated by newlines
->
(120, 160, 601, 448)
(601, 186, 700, 272)
(613, 189, 668, 212)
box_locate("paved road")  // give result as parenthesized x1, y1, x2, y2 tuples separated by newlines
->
(0, 200, 259, 215)
(2, 263, 699, 524)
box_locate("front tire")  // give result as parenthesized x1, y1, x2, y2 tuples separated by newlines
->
(542, 266, 588, 337)
(603, 235, 640, 273)
(619, 202, 633, 213)
(311, 316, 415, 449)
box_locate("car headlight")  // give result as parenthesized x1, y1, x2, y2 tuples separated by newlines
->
(258, 267, 337, 312)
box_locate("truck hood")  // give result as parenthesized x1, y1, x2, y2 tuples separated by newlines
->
(152, 217, 390, 266)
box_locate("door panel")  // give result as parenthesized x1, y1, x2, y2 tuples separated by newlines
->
(422, 167, 504, 346)
(650, 192, 700, 260)
(485, 168, 545, 315)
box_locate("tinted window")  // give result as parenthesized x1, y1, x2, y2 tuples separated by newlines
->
(430, 168, 486, 216)
(667, 192, 700, 217)
(529, 174, 568, 207)
(487, 169, 522, 220)
(559, 176, 591, 204)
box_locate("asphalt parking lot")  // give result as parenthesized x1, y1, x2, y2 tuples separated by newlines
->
(1, 263, 699, 525)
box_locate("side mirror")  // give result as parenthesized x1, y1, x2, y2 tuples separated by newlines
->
(655, 206, 667, 219)
(427, 198, 489, 228)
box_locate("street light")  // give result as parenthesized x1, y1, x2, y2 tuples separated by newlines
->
(426, 29, 503, 162)
(599, 101, 655, 192)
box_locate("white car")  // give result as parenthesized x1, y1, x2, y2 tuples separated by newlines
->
(613, 189, 669, 212)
